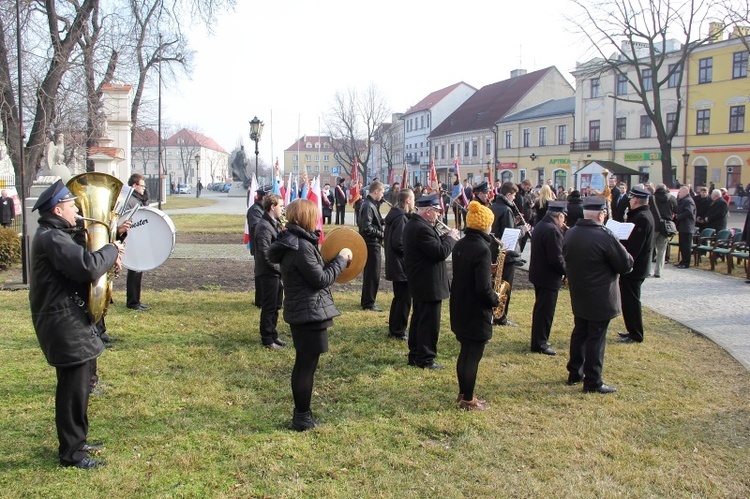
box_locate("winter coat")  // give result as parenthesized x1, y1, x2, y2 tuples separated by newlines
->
(675, 195, 696, 234)
(621, 204, 655, 279)
(246, 200, 264, 256)
(652, 187, 678, 222)
(357, 195, 384, 245)
(566, 197, 584, 228)
(268, 223, 345, 326)
(450, 229, 500, 342)
(29, 213, 118, 367)
(489, 196, 522, 264)
(0, 195, 14, 225)
(384, 206, 408, 282)
(403, 213, 456, 302)
(703, 198, 729, 231)
(528, 215, 566, 290)
(253, 212, 281, 277)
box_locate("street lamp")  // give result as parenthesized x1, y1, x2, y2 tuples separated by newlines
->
(249, 116, 264, 180)
(682, 151, 690, 187)
(194, 154, 200, 197)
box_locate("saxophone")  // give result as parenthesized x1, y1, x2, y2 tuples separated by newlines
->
(491, 236, 511, 320)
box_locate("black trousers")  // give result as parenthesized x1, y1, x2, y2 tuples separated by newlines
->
(495, 260, 516, 323)
(335, 205, 346, 225)
(453, 206, 463, 229)
(408, 300, 442, 367)
(258, 274, 283, 345)
(619, 276, 644, 342)
(530, 286, 559, 351)
(388, 280, 411, 337)
(567, 316, 610, 389)
(678, 231, 692, 266)
(361, 243, 381, 309)
(56, 362, 92, 465)
(254, 277, 263, 308)
(457, 339, 486, 401)
(323, 211, 332, 225)
(126, 270, 143, 308)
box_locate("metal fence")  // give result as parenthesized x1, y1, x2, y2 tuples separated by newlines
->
(0, 174, 22, 233)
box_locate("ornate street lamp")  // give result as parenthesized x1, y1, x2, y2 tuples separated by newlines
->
(249, 116, 264, 179)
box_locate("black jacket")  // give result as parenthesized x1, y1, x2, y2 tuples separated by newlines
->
(0, 195, 14, 224)
(322, 190, 334, 216)
(528, 215, 566, 290)
(450, 229, 500, 342)
(246, 200, 264, 255)
(253, 212, 281, 277)
(268, 224, 345, 327)
(621, 204, 654, 279)
(612, 193, 629, 222)
(403, 213, 456, 302)
(29, 213, 118, 367)
(563, 219, 633, 321)
(357, 195, 384, 245)
(703, 198, 729, 231)
(384, 206, 408, 282)
(675, 195, 696, 233)
(489, 196, 522, 263)
(652, 187, 678, 222)
(566, 197, 584, 228)
(334, 184, 347, 206)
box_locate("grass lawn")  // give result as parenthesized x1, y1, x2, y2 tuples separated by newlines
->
(1, 286, 748, 497)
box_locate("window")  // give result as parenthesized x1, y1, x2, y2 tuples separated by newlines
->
(420, 116, 424, 128)
(733, 51, 748, 79)
(464, 141, 470, 157)
(324, 165, 329, 171)
(668, 63, 681, 88)
(314, 155, 319, 161)
(504, 130, 512, 149)
(590, 78, 601, 98)
(642, 68, 653, 91)
(441, 145, 446, 159)
(616, 117, 627, 140)
(640, 115, 652, 138)
(485, 139, 491, 155)
(293, 154, 298, 161)
(324, 154, 330, 161)
(616, 74, 628, 95)
(589, 120, 600, 142)
(729, 105, 745, 133)
(427, 115, 431, 128)
(539, 127, 547, 146)
(472, 140, 478, 156)
(523, 128, 530, 147)
(305, 154, 312, 161)
(557, 125, 567, 145)
(698, 57, 713, 84)
(434, 146, 439, 158)
(696, 109, 710, 135)
(666, 112, 677, 135)
(450, 144, 455, 158)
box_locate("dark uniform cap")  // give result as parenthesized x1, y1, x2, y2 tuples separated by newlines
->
(32, 179, 77, 212)
(473, 181, 490, 193)
(256, 185, 272, 195)
(547, 200, 568, 214)
(415, 193, 441, 208)
(629, 186, 650, 199)
(582, 196, 607, 211)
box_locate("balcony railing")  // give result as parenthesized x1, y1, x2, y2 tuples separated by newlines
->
(569, 140, 613, 152)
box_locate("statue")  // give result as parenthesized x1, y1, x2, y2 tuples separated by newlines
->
(231, 145, 251, 188)
(40, 132, 71, 182)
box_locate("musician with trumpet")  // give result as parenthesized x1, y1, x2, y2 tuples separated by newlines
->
(29, 180, 125, 469)
(357, 180, 386, 311)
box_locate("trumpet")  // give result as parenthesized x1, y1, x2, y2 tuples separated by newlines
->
(435, 218, 461, 240)
(381, 198, 393, 208)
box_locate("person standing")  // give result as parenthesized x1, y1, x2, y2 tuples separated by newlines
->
(384, 188, 414, 340)
(617, 187, 655, 344)
(0, 189, 14, 227)
(334, 177, 347, 225)
(253, 193, 287, 350)
(403, 194, 459, 369)
(473, 181, 491, 207)
(321, 183, 334, 225)
(528, 201, 568, 356)
(450, 201, 500, 410)
(358, 180, 385, 311)
(247, 186, 268, 307)
(514, 179, 534, 251)
(125, 173, 150, 311)
(700, 189, 729, 231)
(563, 196, 633, 393)
(29, 180, 124, 469)
(674, 186, 696, 268)
(651, 184, 678, 278)
(268, 199, 351, 431)
(196, 180, 203, 198)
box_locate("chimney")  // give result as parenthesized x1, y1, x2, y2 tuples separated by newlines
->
(730, 25, 750, 39)
(510, 69, 527, 79)
(709, 22, 724, 42)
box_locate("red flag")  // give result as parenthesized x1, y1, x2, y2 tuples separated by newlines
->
(307, 175, 325, 244)
(487, 159, 495, 201)
(402, 161, 408, 188)
(350, 157, 361, 205)
(388, 167, 394, 186)
(429, 157, 438, 191)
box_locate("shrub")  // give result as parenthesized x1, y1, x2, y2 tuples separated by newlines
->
(0, 226, 21, 270)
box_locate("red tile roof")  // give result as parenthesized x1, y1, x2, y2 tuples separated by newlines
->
(163, 128, 228, 154)
(132, 128, 160, 147)
(403, 82, 476, 116)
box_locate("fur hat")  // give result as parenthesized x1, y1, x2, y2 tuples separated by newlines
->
(466, 200, 494, 232)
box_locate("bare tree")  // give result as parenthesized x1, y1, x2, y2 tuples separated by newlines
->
(325, 84, 391, 182)
(568, 0, 715, 186)
(720, 0, 750, 53)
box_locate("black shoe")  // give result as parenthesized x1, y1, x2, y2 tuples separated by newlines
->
(407, 358, 417, 367)
(514, 259, 526, 267)
(362, 306, 383, 312)
(567, 375, 584, 386)
(99, 332, 118, 343)
(532, 347, 556, 356)
(653, 274, 661, 278)
(420, 363, 445, 370)
(263, 342, 283, 350)
(82, 442, 105, 452)
(291, 410, 319, 431)
(583, 383, 617, 394)
(617, 331, 629, 338)
(388, 333, 407, 341)
(495, 319, 518, 327)
(273, 338, 288, 347)
(127, 304, 150, 311)
(675, 264, 689, 269)
(61, 456, 105, 469)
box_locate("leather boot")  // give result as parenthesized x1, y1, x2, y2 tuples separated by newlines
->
(458, 397, 490, 411)
(291, 409, 319, 431)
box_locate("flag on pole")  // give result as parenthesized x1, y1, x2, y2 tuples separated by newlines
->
(273, 158, 282, 196)
(244, 173, 259, 247)
(283, 173, 291, 206)
(300, 172, 309, 200)
(454, 157, 469, 207)
(429, 157, 438, 191)
(290, 175, 298, 202)
(487, 158, 495, 202)
(349, 157, 361, 205)
(307, 175, 324, 244)
(402, 161, 408, 188)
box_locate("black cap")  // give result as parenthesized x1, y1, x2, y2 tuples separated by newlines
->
(582, 196, 607, 211)
(415, 193, 441, 208)
(547, 200, 568, 214)
(256, 185, 271, 195)
(473, 181, 489, 193)
(32, 179, 77, 212)
(629, 186, 650, 199)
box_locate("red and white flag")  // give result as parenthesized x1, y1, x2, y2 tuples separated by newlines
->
(307, 175, 324, 244)
(429, 157, 438, 191)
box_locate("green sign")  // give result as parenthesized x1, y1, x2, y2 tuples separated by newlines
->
(548, 158, 570, 164)
(623, 152, 661, 161)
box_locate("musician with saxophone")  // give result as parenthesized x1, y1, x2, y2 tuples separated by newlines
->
(450, 201, 500, 410)
(30, 180, 125, 469)
(528, 201, 568, 356)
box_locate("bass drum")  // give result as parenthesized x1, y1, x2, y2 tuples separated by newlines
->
(121, 206, 176, 271)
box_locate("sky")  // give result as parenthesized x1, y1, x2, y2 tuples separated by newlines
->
(162, 0, 596, 161)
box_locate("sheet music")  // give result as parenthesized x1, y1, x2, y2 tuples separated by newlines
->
(605, 219, 635, 240)
(500, 228, 521, 251)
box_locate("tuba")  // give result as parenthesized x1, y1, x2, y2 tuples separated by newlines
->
(491, 236, 511, 321)
(67, 173, 124, 323)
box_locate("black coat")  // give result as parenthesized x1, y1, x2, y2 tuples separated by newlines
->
(675, 195, 696, 233)
(29, 213, 118, 367)
(384, 206, 408, 282)
(563, 219, 633, 321)
(246, 200, 264, 255)
(612, 193, 629, 222)
(322, 190, 334, 216)
(490, 196, 522, 263)
(357, 195, 384, 245)
(450, 229, 500, 342)
(528, 215, 566, 290)
(403, 213, 456, 302)
(0, 195, 14, 224)
(334, 184, 347, 206)
(622, 204, 654, 279)
(268, 224, 345, 327)
(253, 212, 281, 277)
(566, 197, 584, 228)
(652, 187, 678, 222)
(703, 198, 729, 231)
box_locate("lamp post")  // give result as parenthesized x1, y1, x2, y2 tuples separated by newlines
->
(249, 116, 264, 181)
(194, 154, 200, 198)
(682, 151, 690, 187)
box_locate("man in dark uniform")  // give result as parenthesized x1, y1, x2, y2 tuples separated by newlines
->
(384, 188, 415, 340)
(514, 179, 533, 251)
(358, 180, 385, 311)
(247, 186, 268, 307)
(612, 182, 630, 222)
(617, 186, 655, 344)
(528, 201, 568, 356)
(675, 186, 696, 268)
(334, 177, 347, 225)
(29, 180, 124, 469)
(563, 196, 633, 393)
(125, 173, 150, 311)
(403, 194, 459, 369)
(473, 181, 491, 207)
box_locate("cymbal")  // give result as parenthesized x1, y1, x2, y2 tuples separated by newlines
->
(320, 227, 367, 283)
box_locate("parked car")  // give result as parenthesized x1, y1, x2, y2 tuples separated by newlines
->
(223, 182, 232, 193)
(176, 183, 192, 194)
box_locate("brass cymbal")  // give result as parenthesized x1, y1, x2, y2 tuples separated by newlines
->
(320, 227, 367, 283)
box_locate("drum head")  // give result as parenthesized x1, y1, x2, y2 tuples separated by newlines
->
(121, 207, 176, 271)
(320, 227, 367, 283)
